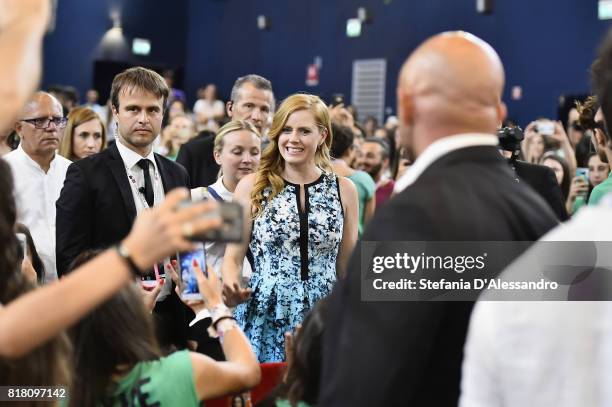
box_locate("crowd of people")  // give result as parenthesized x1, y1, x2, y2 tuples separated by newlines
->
(2, 1, 612, 406)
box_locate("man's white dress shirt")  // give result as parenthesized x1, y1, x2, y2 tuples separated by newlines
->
(4, 145, 71, 282)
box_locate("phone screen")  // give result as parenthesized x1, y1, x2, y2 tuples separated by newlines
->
(178, 243, 206, 301)
(576, 167, 589, 182)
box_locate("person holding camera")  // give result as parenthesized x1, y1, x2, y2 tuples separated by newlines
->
(68, 251, 260, 407)
(523, 119, 577, 175)
(222, 94, 358, 362)
(498, 125, 568, 221)
(566, 153, 610, 215)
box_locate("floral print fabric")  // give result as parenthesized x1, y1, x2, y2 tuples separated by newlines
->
(235, 172, 344, 362)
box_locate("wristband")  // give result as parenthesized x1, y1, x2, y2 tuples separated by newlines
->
(115, 243, 144, 277)
(208, 318, 239, 341)
(206, 303, 235, 338)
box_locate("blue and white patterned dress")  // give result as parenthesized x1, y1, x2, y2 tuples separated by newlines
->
(235, 172, 344, 362)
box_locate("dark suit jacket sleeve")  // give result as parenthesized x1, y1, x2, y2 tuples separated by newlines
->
(56, 163, 92, 277)
(175, 144, 193, 188)
(542, 166, 569, 221)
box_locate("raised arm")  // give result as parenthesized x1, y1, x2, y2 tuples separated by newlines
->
(189, 261, 260, 400)
(336, 177, 359, 278)
(0, 0, 50, 131)
(0, 189, 222, 358)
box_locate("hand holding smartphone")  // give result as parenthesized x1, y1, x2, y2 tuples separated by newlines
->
(178, 243, 207, 301)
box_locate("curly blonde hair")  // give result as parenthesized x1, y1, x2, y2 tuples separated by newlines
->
(251, 94, 333, 218)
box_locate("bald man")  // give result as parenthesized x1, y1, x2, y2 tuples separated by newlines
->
(4, 92, 71, 282)
(319, 33, 558, 407)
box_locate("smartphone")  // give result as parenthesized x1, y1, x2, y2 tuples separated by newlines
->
(331, 93, 345, 107)
(576, 167, 589, 183)
(141, 262, 165, 289)
(536, 121, 555, 137)
(178, 243, 206, 301)
(180, 200, 244, 243)
(16, 233, 27, 261)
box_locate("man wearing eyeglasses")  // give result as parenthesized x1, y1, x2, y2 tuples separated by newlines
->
(3, 91, 71, 282)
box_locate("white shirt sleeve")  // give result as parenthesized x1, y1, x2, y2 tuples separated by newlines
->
(460, 302, 503, 407)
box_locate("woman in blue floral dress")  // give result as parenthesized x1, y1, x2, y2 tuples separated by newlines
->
(222, 94, 359, 362)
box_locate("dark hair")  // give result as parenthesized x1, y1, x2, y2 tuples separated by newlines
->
(69, 251, 161, 407)
(592, 30, 612, 139)
(110, 67, 169, 112)
(330, 123, 354, 158)
(230, 74, 274, 109)
(576, 96, 600, 131)
(364, 137, 390, 160)
(15, 223, 45, 284)
(7, 131, 20, 150)
(283, 298, 329, 406)
(0, 160, 71, 405)
(0, 159, 18, 292)
(540, 152, 571, 200)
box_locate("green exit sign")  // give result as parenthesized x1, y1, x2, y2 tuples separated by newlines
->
(346, 18, 362, 37)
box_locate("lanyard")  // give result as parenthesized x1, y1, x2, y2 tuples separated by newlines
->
(126, 163, 160, 210)
(206, 186, 225, 202)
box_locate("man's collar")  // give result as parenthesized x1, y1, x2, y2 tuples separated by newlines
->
(211, 176, 234, 201)
(115, 138, 156, 169)
(394, 133, 499, 193)
(16, 144, 58, 172)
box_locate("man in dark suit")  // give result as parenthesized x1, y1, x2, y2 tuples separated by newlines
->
(56, 67, 189, 347)
(176, 74, 275, 188)
(514, 160, 568, 220)
(319, 32, 559, 407)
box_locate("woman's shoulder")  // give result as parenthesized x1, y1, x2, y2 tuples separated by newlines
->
(234, 173, 258, 200)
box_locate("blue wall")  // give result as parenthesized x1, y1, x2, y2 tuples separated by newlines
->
(184, 0, 611, 126)
(43, 0, 188, 102)
(42, 0, 611, 125)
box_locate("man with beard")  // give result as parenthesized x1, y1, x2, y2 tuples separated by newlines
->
(319, 32, 558, 407)
(360, 137, 395, 208)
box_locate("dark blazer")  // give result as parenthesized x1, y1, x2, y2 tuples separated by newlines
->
(56, 142, 189, 276)
(176, 131, 219, 188)
(319, 146, 559, 407)
(56, 142, 191, 349)
(513, 159, 568, 221)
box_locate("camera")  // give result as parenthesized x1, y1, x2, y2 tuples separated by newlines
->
(497, 125, 524, 153)
(179, 199, 244, 243)
(535, 121, 555, 136)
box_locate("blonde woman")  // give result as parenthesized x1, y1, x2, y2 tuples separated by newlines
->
(222, 94, 358, 362)
(59, 107, 106, 161)
(191, 120, 261, 277)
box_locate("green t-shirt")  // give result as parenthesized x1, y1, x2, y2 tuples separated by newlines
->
(347, 171, 376, 236)
(276, 399, 312, 407)
(589, 172, 612, 206)
(105, 350, 200, 406)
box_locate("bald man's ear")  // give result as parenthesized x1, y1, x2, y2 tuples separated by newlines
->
(497, 101, 508, 128)
(397, 87, 414, 126)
